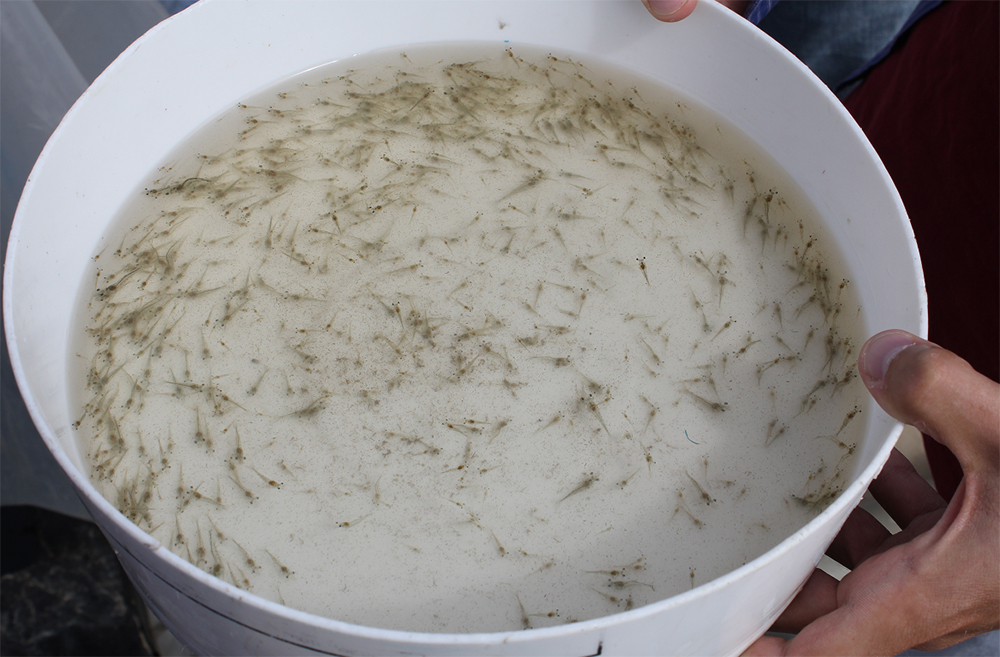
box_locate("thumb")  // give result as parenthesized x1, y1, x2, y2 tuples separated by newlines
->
(857, 330, 1000, 475)
(642, 0, 699, 22)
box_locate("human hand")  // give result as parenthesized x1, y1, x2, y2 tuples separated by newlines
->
(641, 0, 749, 22)
(745, 330, 1000, 656)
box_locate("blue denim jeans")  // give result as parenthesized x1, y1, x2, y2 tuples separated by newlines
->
(751, 0, 923, 96)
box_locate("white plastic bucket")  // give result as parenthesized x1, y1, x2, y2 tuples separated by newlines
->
(3, 1, 925, 655)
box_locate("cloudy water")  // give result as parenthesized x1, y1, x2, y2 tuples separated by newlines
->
(71, 43, 866, 633)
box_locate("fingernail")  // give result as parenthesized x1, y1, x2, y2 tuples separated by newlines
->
(646, 0, 691, 18)
(858, 330, 926, 388)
